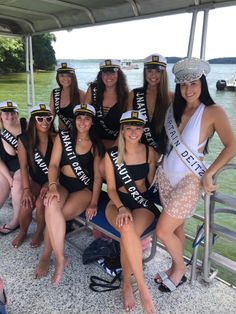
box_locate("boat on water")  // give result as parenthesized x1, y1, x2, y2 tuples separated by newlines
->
(216, 73, 236, 91)
(121, 59, 139, 70)
(0, 1, 235, 313)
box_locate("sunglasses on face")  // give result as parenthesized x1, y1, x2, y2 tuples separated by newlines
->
(35, 115, 53, 124)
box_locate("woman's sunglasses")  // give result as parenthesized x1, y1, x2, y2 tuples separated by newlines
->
(35, 115, 53, 124)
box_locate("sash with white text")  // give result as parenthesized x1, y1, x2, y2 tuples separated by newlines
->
(165, 105, 206, 179)
(133, 88, 158, 149)
(53, 88, 73, 130)
(34, 148, 48, 176)
(59, 130, 91, 187)
(1, 129, 18, 150)
(109, 148, 150, 208)
(91, 84, 118, 138)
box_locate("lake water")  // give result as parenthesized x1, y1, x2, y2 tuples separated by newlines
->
(0, 62, 235, 283)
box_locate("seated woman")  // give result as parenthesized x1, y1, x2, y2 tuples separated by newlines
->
(104, 110, 160, 314)
(153, 57, 236, 292)
(0, 100, 26, 235)
(12, 104, 55, 248)
(35, 104, 104, 285)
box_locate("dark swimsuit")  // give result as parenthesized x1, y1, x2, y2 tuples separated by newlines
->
(60, 147, 94, 193)
(19, 134, 53, 185)
(0, 139, 19, 172)
(112, 145, 159, 217)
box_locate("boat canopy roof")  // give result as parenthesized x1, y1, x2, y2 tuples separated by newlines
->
(0, 0, 236, 36)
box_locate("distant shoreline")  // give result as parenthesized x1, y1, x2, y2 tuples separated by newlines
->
(57, 57, 236, 64)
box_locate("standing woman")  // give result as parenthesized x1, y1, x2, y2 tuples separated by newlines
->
(85, 59, 129, 150)
(128, 54, 173, 156)
(105, 110, 160, 314)
(12, 104, 55, 248)
(35, 104, 104, 285)
(0, 101, 25, 235)
(154, 58, 236, 292)
(50, 62, 85, 130)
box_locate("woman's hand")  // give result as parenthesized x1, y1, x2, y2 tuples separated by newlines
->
(40, 185, 48, 199)
(44, 184, 60, 206)
(116, 206, 133, 227)
(21, 188, 35, 209)
(86, 204, 97, 221)
(202, 172, 218, 195)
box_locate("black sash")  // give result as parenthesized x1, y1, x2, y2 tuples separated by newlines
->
(1, 129, 18, 150)
(53, 88, 73, 130)
(34, 148, 49, 176)
(59, 130, 91, 187)
(91, 83, 118, 137)
(109, 148, 150, 208)
(133, 88, 158, 149)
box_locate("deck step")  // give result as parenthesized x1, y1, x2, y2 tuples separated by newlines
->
(210, 252, 236, 273)
(213, 192, 236, 208)
(212, 224, 236, 241)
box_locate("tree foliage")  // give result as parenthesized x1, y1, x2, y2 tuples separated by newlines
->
(0, 33, 56, 73)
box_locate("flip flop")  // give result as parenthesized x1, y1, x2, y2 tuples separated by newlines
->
(158, 275, 187, 292)
(0, 224, 19, 235)
(154, 271, 168, 284)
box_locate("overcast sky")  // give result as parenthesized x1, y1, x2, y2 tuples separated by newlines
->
(53, 6, 236, 60)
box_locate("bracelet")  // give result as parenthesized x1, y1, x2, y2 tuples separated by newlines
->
(48, 182, 57, 188)
(117, 204, 124, 211)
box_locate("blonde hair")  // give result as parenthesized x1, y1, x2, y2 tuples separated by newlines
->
(117, 127, 125, 164)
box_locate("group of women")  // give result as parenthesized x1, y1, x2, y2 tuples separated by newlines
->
(0, 55, 235, 314)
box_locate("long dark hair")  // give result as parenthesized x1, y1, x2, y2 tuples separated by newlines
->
(71, 116, 105, 158)
(94, 69, 129, 112)
(56, 72, 80, 105)
(27, 116, 55, 172)
(172, 75, 215, 153)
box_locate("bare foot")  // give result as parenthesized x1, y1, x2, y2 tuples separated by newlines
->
(12, 232, 27, 248)
(34, 256, 50, 279)
(51, 257, 69, 286)
(123, 283, 136, 312)
(139, 285, 156, 314)
(30, 232, 43, 248)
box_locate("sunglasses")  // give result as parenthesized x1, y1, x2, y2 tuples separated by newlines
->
(35, 115, 53, 124)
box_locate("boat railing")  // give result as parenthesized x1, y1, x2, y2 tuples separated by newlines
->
(188, 163, 236, 283)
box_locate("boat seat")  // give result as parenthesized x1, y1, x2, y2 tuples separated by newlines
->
(66, 190, 159, 263)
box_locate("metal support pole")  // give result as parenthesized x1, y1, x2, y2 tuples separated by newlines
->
(187, 11, 198, 58)
(29, 35, 35, 107)
(200, 9, 209, 60)
(25, 36, 31, 107)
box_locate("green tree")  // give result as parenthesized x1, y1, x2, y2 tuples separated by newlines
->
(0, 37, 25, 72)
(32, 33, 57, 70)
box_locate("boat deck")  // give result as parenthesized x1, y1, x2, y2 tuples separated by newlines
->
(0, 202, 235, 314)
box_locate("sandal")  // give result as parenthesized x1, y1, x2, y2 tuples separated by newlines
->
(158, 275, 187, 292)
(0, 224, 19, 235)
(154, 271, 168, 284)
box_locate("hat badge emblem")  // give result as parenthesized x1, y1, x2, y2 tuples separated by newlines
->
(131, 111, 138, 118)
(7, 101, 13, 107)
(61, 62, 67, 68)
(81, 104, 87, 109)
(40, 104, 46, 110)
(105, 60, 111, 66)
(152, 56, 159, 62)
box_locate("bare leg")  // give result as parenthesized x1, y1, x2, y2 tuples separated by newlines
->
(34, 228, 52, 279)
(8, 170, 23, 227)
(12, 205, 32, 247)
(31, 196, 45, 248)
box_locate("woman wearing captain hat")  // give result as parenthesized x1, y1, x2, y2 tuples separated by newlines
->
(0, 100, 26, 235)
(35, 104, 104, 285)
(12, 103, 55, 248)
(85, 59, 129, 150)
(49, 62, 85, 130)
(105, 110, 160, 313)
(153, 57, 236, 292)
(128, 53, 173, 158)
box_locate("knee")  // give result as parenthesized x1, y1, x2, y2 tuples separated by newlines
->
(156, 226, 168, 242)
(119, 221, 135, 235)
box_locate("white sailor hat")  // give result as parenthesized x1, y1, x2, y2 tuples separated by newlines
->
(144, 53, 167, 70)
(0, 100, 18, 112)
(30, 103, 52, 116)
(120, 110, 146, 125)
(73, 104, 96, 117)
(57, 62, 75, 74)
(172, 57, 211, 84)
(99, 59, 120, 72)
